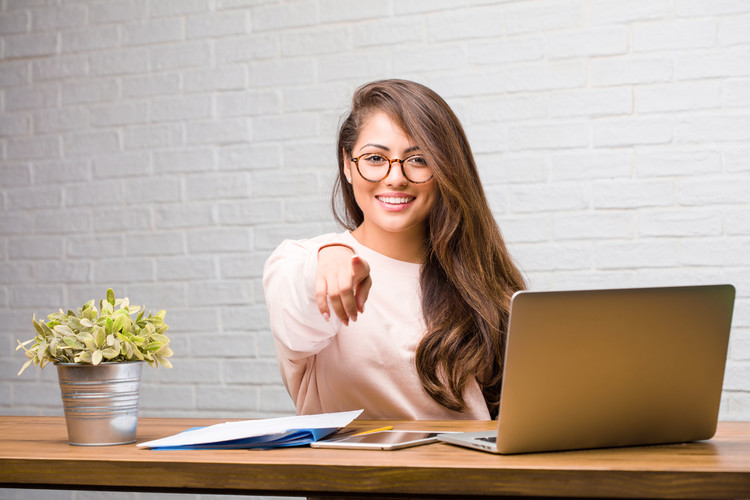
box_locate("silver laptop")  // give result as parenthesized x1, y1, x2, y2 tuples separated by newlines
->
(438, 284, 735, 454)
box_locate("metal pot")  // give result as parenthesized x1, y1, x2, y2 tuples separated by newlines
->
(56, 361, 143, 446)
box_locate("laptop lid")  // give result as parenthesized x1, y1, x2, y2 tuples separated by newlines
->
(492, 284, 735, 454)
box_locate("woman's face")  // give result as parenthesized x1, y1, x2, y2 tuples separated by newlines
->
(344, 111, 437, 249)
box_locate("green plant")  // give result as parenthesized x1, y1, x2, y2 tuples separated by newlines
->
(17, 288, 173, 375)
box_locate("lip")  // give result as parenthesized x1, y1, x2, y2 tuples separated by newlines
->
(375, 193, 416, 212)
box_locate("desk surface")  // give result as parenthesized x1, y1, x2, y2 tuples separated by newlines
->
(2, 416, 750, 499)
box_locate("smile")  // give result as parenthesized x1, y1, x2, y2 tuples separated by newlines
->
(376, 195, 415, 205)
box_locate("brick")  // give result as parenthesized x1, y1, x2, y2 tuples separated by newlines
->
(66, 235, 124, 258)
(633, 19, 716, 52)
(638, 209, 723, 237)
(511, 183, 589, 213)
(594, 240, 680, 269)
(219, 253, 268, 279)
(680, 239, 750, 267)
(258, 385, 297, 414)
(185, 118, 250, 145)
(0, 9, 29, 34)
(284, 198, 330, 223)
(593, 180, 675, 209)
(7, 136, 60, 161)
(90, 48, 149, 76)
(187, 11, 248, 38)
(197, 385, 258, 411)
(252, 1, 318, 31)
(140, 384, 195, 411)
(249, 59, 315, 87)
(0, 212, 33, 235)
(62, 79, 118, 105)
(719, 13, 750, 45)
(506, 0, 586, 35)
(63, 131, 121, 158)
(590, 0, 671, 25)
(470, 94, 547, 122)
(150, 0, 209, 17)
(550, 150, 633, 180)
(427, 69, 506, 98)
(93, 258, 154, 283)
(675, 50, 750, 80)
(166, 307, 220, 333)
(4, 33, 57, 59)
(8, 237, 62, 260)
(184, 66, 246, 92)
(547, 27, 628, 59)
(10, 285, 64, 308)
(125, 232, 185, 257)
(215, 34, 278, 64)
(512, 242, 592, 271)
(151, 42, 212, 71)
(725, 148, 750, 173)
(124, 124, 182, 150)
(254, 224, 325, 251)
(0, 60, 30, 87)
(192, 334, 256, 359)
(122, 74, 180, 98)
(224, 358, 281, 384)
(426, 5, 506, 42)
(156, 359, 222, 385)
(463, 121, 507, 154)
(593, 118, 673, 147)
(155, 205, 214, 230)
(92, 153, 149, 178)
(353, 16, 425, 48)
(156, 256, 216, 280)
(5, 85, 58, 112)
(723, 79, 750, 107)
(499, 215, 551, 243)
(0, 262, 34, 284)
(554, 212, 636, 240)
(32, 208, 90, 233)
(508, 122, 590, 151)
(61, 25, 120, 52)
(221, 304, 271, 331)
(89, 0, 148, 24)
(675, 115, 750, 143)
(253, 113, 317, 142)
(251, 171, 320, 198)
(216, 90, 280, 118)
(93, 204, 151, 232)
(506, 60, 586, 92)
(31, 4, 86, 30)
(394, 45, 467, 74)
(32, 55, 88, 81)
(636, 149, 721, 177)
(122, 18, 184, 46)
(32, 108, 88, 134)
(0, 113, 31, 137)
(637, 81, 721, 113)
(677, 177, 750, 205)
(591, 56, 672, 86)
(216, 199, 283, 225)
(281, 27, 349, 57)
(186, 173, 251, 201)
(124, 283, 188, 309)
(550, 87, 632, 118)
(151, 95, 212, 123)
(65, 179, 124, 207)
(154, 148, 215, 173)
(676, 1, 750, 16)
(469, 37, 544, 65)
(187, 228, 252, 253)
(34, 261, 92, 283)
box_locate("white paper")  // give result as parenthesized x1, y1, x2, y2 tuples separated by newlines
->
(136, 409, 363, 448)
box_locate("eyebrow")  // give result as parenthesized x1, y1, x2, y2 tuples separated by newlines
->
(358, 143, 421, 154)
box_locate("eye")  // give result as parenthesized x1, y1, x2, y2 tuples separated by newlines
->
(405, 155, 428, 167)
(362, 154, 388, 165)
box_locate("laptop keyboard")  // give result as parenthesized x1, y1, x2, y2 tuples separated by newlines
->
(476, 436, 497, 443)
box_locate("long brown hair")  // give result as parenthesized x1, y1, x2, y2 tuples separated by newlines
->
(333, 79, 526, 418)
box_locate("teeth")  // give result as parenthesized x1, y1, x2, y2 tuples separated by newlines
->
(378, 196, 412, 204)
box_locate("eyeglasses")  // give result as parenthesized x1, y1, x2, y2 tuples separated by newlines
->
(350, 153, 434, 184)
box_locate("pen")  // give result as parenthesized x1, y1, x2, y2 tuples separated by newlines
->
(352, 426, 393, 436)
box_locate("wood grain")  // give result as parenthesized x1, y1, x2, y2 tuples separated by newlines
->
(2, 416, 749, 498)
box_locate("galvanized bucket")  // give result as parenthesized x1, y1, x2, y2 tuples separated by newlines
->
(56, 361, 143, 446)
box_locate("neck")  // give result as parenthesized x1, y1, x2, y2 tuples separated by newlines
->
(351, 224, 427, 264)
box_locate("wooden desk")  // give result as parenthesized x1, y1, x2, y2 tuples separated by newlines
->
(2, 416, 750, 499)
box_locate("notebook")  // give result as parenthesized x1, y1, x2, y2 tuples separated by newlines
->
(437, 284, 735, 454)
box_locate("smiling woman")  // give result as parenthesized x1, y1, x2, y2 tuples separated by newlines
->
(263, 79, 526, 420)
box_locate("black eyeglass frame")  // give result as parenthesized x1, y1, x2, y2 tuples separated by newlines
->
(349, 153, 434, 184)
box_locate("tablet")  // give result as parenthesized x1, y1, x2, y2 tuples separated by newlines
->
(310, 430, 439, 450)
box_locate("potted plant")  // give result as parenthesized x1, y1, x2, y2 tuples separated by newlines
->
(16, 288, 173, 446)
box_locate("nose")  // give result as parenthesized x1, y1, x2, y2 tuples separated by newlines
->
(384, 159, 408, 186)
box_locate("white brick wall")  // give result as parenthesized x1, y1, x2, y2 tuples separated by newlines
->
(1, 1, 749, 489)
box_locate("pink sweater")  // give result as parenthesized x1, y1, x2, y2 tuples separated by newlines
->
(263, 231, 490, 420)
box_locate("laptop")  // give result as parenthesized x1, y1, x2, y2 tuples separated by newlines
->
(438, 284, 735, 454)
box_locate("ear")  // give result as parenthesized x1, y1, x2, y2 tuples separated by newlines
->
(342, 148, 353, 183)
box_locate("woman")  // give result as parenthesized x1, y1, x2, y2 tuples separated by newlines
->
(263, 79, 526, 420)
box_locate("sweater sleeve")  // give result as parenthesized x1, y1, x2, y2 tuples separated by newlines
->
(262, 235, 347, 359)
